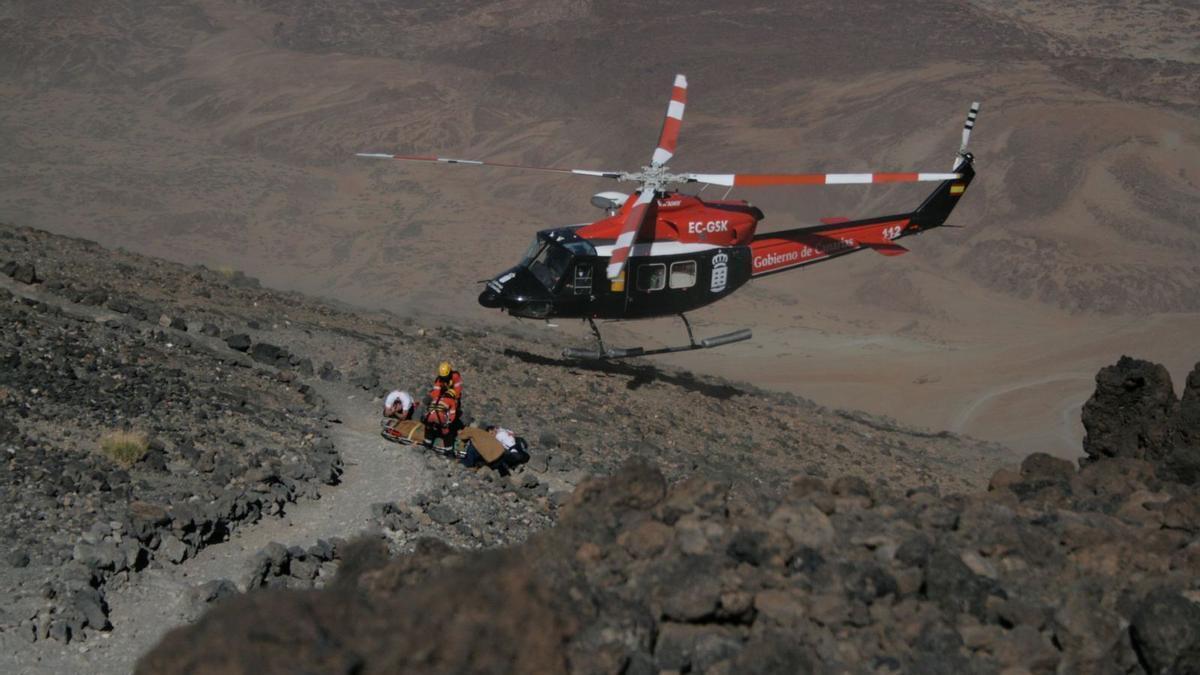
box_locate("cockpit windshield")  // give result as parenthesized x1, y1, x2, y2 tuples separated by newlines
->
(519, 238, 543, 266)
(525, 240, 574, 290)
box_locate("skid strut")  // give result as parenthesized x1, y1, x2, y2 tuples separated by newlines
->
(563, 314, 752, 360)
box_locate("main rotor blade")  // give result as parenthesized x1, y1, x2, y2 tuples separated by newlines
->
(650, 74, 688, 167)
(355, 153, 622, 179)
(606, 190, 657, 281)
(681, 171, 961, 187)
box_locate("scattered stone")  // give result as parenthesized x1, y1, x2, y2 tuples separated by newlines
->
(349, 372, 379, 391)
(1130, 588, 1200, 674)
(187, 579, 238, 612)
(425, 505, 461, 526)
(318, 361, 342, 382)
(225, 333, 252, 352)
(159, 535, 190, 564)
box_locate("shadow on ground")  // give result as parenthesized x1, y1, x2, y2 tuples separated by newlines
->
(502, 348, 747, 400)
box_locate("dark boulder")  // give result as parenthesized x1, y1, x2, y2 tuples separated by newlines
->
(1177, 363, 1200, 435)
(1168, 364, 1200, 481)
(9, 262, 39, 284)
(224, 333, 251, 352)
(349, 371, 379, 391)
(923, 550, 1002, 620)
(1020, 452, 1075, 481)
(80, 288, 108, 306)
(6, 549, 30, 568)
(425, 505, 460, 526)
(1082, 356, 1178, 462)
(187, 579, 238, 612)
(318, 361, 342, 382)
(1130, 588, 1200, 674)
(250, 342, 289, 367)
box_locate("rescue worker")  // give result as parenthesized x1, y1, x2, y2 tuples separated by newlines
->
(383, 390, 415, 421)
(430, 361, 463, 404)
(424, 362, 464, 449)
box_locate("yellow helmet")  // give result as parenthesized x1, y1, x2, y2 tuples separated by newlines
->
(438, 361, 452, 378)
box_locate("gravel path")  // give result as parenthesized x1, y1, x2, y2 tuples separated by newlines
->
(2, 377, 430, 674)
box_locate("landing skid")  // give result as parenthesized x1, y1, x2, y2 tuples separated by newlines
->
(562, 315, 752, 361)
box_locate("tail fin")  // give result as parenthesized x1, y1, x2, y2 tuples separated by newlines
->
(911, 102, 980, 231)
(910, 155, 975, 230)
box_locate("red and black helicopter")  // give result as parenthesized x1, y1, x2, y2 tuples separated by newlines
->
(359, 75, 980, 359)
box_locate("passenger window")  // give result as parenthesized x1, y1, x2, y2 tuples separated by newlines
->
(636, 263, 666, 292)
(669, 261, 697, 289)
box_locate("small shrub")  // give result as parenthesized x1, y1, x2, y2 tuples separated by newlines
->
(99, 430, 149, 468)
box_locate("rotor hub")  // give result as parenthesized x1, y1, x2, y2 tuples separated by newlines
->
(623, 164, 685, 194)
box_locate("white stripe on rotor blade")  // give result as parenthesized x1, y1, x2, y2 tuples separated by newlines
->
(684, 174, 735, 186)
(355, 153, 394, 159)
(666, 100, 685, 120)
(674, 74, 687, 88)
(825, 174, 873, 184)
(652, 148, 672, 165)
(614, 231, 637, 248)
(573, 170, 617, 177)
(439, 158, 483, 164)
(918, 173, 961, 180)
(606, 262, 624, 279)
(594, 242, 718, 257)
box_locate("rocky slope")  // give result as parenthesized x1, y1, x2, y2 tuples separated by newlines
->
(142, 356, 1200, 674)
(0, 221, 1017, 664)
(0, 250, 340, 646)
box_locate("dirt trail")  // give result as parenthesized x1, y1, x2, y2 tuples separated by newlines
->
(948, 373, 1093, 432)
(1, 278, 431, 673)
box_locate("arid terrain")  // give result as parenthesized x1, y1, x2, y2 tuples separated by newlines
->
(2, 223, 1199, 674)
(1, 0, 1198, 459)
(1, 222, 1022, 672)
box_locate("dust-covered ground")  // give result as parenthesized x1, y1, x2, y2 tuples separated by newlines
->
(1, 0, 1198, 459)
(0, 223, 1020, 672)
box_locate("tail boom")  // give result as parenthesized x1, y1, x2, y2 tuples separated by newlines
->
(748, 154, 976, 278)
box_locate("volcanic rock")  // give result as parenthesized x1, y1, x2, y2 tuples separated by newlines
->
(1082, 356, 1177, 462)
(9, 262, 39, 284)
(250, 341, 290, 367)
(224, 333, 251, 352)
(1129, 588, 1200, 674)
(6, 549, 31, 568)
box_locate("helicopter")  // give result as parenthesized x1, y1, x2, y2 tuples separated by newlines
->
(359, 75, 980, 360)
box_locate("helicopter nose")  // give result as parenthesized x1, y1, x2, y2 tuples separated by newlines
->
(478, 286, 502, 309)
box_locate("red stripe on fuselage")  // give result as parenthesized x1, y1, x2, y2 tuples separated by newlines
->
(749, 218, 910, 276)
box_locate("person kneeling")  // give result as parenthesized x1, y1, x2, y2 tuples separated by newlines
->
(383, 390, 415, 422)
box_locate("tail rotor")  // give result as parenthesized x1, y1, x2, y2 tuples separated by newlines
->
(954, 102, 981, 170)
